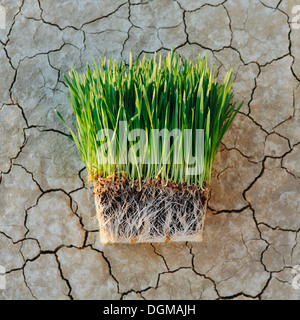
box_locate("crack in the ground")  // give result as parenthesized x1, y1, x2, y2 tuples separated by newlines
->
(150, 243, 170, 271)
(85, 244, 121, 295)
(1, 0, 299, 300)
(54, 252, 74, 300)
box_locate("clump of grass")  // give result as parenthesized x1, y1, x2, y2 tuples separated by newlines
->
(55, 49, 242, 188)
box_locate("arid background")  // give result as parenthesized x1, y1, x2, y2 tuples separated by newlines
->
(0, 0, 300, 300)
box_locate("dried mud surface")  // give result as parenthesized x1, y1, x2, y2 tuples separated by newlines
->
(0, 0, 300, 300)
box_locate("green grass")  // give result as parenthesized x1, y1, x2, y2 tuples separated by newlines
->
(55, 49, 243, 187)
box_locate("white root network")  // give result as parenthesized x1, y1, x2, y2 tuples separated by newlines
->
(94, 180, 208, 244)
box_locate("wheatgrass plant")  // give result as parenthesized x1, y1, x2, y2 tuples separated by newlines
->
(56, 49, 242, 188)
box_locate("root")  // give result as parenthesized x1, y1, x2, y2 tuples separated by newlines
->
(93, 178, 209, 244)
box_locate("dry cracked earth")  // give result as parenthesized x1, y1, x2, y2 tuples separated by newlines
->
(0, 0, 300, 300)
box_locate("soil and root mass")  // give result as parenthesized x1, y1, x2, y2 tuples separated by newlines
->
(94, 177, 209, 244)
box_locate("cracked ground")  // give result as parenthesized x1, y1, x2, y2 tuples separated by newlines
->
(0, 0, 300, 300)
